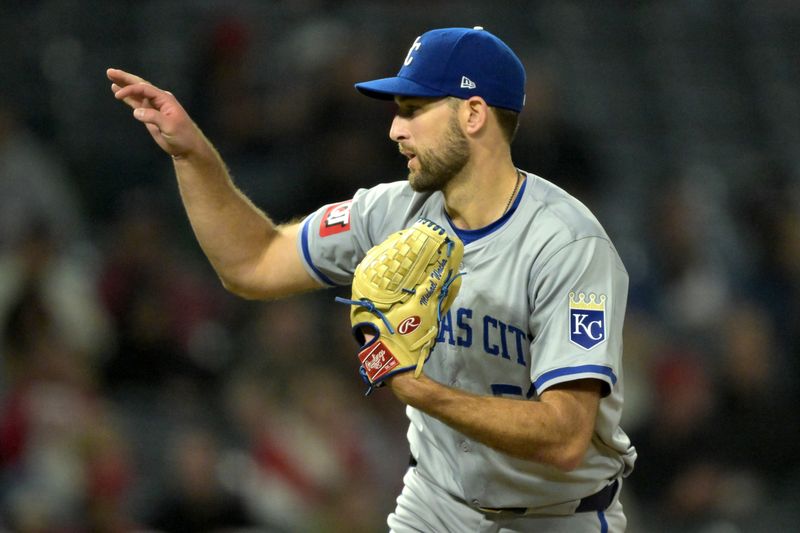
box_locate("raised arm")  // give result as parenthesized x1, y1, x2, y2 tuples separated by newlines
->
(107, 68, 319, 299)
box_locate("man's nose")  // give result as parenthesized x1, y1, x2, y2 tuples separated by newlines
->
(389, 115, 409, 143)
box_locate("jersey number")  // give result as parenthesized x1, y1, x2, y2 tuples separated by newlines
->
(490, 383, 536, 399)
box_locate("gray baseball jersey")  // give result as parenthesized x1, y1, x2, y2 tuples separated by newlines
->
(297, 171, 636, 511)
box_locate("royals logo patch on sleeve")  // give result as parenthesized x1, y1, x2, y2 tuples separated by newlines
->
(568, 291, 606, 349)
(319, 200, 353, 237)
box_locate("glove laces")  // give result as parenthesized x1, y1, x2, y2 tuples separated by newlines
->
(334, 297, 395, 334)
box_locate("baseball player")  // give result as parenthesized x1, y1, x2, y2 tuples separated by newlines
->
(109, 26, 635, 533)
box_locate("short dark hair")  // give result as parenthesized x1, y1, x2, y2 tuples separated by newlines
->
(447, 97, 520, 144)
(492, 106, 520, 144)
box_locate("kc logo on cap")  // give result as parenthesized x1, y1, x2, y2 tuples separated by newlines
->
(355, 27, 526, 113)
(404, 36, 422, 66)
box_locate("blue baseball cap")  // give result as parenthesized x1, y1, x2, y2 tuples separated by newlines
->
(355, 27, 526, 113)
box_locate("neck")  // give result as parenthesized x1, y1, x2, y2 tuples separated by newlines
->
(443, 155, 520, 230)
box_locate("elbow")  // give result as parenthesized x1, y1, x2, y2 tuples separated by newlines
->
(552, 452, 584, 472)
(514, 440, 587, 471)
(551, 440, 590, 472)
(220, 277, 265, 300)
(547, 440, 589, 472)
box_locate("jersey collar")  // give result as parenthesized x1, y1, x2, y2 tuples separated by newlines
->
(445, 176, 527, 246)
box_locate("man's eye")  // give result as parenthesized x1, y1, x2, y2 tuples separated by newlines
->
(398, 106, 419, 118)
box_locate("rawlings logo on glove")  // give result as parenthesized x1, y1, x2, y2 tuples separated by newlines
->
(336, 218, 464, 394)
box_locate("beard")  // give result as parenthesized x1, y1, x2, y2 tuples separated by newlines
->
(406, 114, 470, 193)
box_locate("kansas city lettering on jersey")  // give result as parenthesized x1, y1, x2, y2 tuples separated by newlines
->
(568, 291, 606, 349)
(436, 307, 529, 367)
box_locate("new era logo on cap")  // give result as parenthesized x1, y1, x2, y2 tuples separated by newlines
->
(355, 27, 526, 112)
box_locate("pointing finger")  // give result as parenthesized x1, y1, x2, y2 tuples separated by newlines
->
(106, 68, 148, 86)
(114, 83, 176, 113)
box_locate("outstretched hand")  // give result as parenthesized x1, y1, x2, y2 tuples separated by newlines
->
(107, 68, 203, 159)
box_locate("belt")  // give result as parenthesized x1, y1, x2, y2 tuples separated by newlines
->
(479, 479, 619, 515)
(409, 455, 618, 515)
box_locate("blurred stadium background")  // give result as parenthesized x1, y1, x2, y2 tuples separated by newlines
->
(1, 1, 799, 531)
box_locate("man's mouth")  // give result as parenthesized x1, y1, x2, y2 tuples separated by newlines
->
(399, 147, 417, 168)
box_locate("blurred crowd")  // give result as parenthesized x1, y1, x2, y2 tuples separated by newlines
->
(1, 1, 799, 532)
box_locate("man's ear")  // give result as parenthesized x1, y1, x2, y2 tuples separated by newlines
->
(463, 96, 489, 135)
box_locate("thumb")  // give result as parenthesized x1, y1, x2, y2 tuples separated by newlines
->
(133, 107, 161, 126)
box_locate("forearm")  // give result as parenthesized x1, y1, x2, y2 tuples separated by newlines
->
(390, 374, 599, 470)
(171, 138, 279, 296)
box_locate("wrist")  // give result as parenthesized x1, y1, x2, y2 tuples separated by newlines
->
(388, 371, 430, 405)
(170, 125, 217, 165)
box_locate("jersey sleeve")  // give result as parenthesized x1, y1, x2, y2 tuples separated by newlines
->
(528, 236, 629, 397)
(296, 182, 413, 286)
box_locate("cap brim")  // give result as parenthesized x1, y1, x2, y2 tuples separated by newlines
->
(355, 76, 447, 101)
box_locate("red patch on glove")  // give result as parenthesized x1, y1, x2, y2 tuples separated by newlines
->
(359, 340, 399, 383)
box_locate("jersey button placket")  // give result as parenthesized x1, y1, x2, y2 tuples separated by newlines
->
(460, 441, 470, 452)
